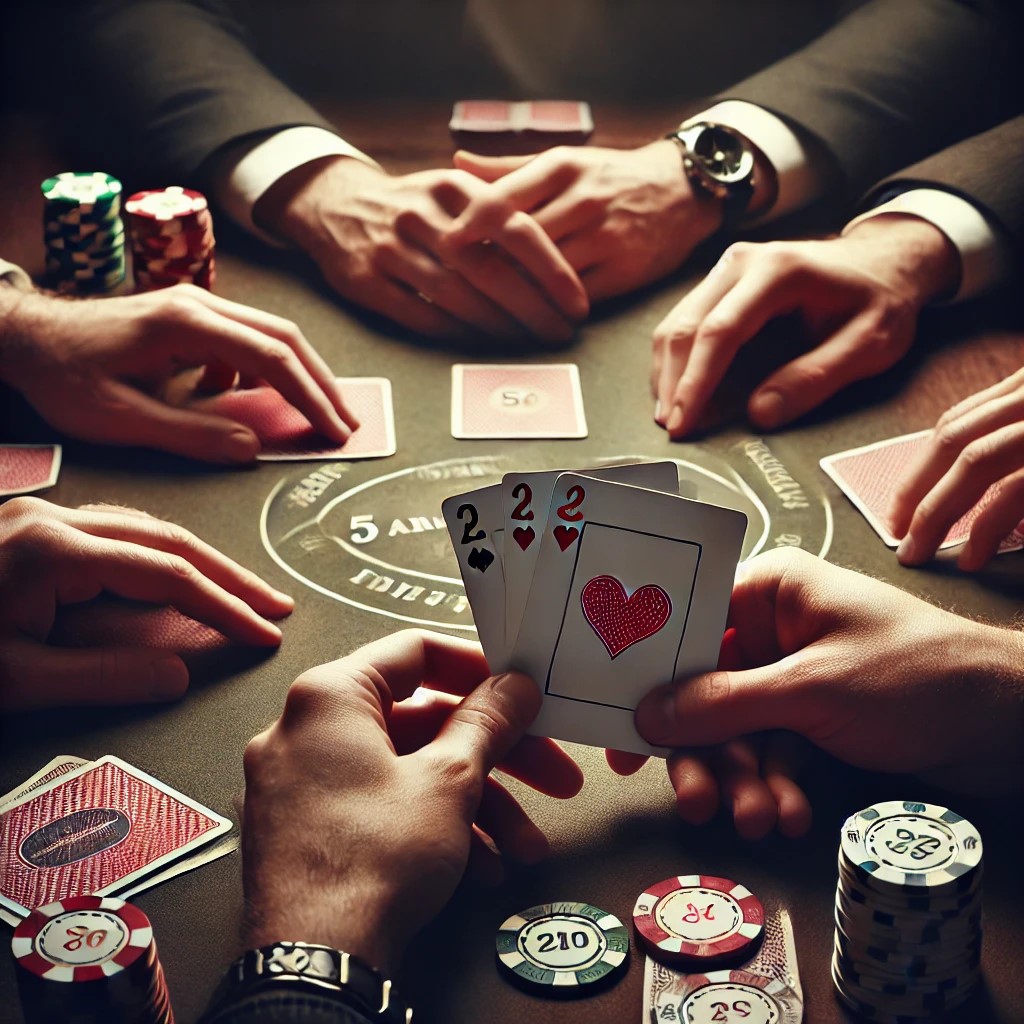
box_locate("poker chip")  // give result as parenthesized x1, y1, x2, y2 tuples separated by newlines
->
(12, 895, 173, 1023)
(632, 874, 764, 967)
(125, 186, 216, 292)
(40, 172, 126, 294)
(650, 968, 803, 1024)
(832, 800, 983, 1020)
(495, 901, 629, 993)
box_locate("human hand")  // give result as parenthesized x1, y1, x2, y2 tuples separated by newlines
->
(651, 215, 959, 438)
(889, 368, 1024, 569)
(452, 141, 721, 302)
(256, 156, 588, 341)
(0, 283, 357, 462)
(634, 548, 1024, 797)
(606, 627, 811, 840)
(0, 497, 291, 711)
(241, 630, 583, 972)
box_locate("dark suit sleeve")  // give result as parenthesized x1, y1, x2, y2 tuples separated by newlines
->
(719, 0, 1009, 199)
(200, 989, 375, 1024)
(861, 116, 1024, 262)
(56, 0, 336, 183)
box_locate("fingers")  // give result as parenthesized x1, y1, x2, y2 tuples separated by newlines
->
(666, 750, 720, 824)
(605, 750, 648, 776)
(0, 636, 188, 712)
(889, 373, 1024, 539)
(58, 504, 293, 620)
(761, 732, 813, 838)
(896, 423, 1024, 566)
(340, 275, 472, 340)
(959, 469, 1024, 570)
(58, 534, 283, 646)
(452, 150, 535, 184)
(711, 740, 779, 841)
(496, 736, 584, 798)
(427, 671, 542, 787)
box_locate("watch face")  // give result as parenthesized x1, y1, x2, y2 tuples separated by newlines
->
(691, 126, 754, 185)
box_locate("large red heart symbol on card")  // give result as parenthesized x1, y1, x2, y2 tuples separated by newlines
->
(513, 526, 535, 551)
(581, 575, 672, 659)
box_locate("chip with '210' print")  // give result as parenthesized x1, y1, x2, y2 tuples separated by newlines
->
(451, 364, 587, 439)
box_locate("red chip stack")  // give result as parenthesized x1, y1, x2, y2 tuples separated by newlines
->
(125, 186, 216, 291)
(12, 895, 174, 1024)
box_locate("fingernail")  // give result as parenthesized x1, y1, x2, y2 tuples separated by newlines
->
(750, 389, 785, 429)
(635, 685, 676, 744)
(273, 589, 294, 606)
(570, 292, 590, 321)
(896, 534, 917, 564)
(151, 656, 188, 699)
(654, 399, 663, 424)
(958, 541, 977, 570)
(222, 429, 259, 462)
(665, 405, 685, 435)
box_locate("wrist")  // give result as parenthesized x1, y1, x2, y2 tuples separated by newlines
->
(0, 287, 49, 389)
(648, 138, 723, 243)
(254, 155, 387, 254)
(843, 214, 960, 305)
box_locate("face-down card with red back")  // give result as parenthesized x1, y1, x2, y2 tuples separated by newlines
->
(510, 474, 747, 756)
(820, 430, 1024, 553)
(0, 445, 62, 497)
(201, 377, 395, 460)
(0, 755, 231, 919)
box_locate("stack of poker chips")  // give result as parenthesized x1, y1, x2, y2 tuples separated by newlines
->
(41, 172, 126, 294)
(832, 800, 984, 1022)
(12, 894, 174, 1024)
(125, 186, 216, 291)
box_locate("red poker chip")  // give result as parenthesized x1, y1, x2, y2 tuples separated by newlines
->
(12, 894, 154, 983)
(125, 186, 207, 221)
(632, 875, 765, 967)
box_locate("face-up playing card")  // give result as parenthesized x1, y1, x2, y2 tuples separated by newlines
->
(501, 462, 683, 657)
(451, 364, 587, 439)
(441, 484, 508, 665)
(510, 474, 747, 756)
(201, 377, 395, 460)
(0, 444, 62, 497)
(0, 755, 231, 918)
(821, 431, 1024, 553)
(0, 757, 90, 813)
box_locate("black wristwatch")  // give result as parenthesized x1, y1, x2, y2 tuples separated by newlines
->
(666, 121, 756, 232)
(203, 941, 412, 1024)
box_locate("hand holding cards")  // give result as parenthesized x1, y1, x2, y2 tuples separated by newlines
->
(444, 463, 746, 755)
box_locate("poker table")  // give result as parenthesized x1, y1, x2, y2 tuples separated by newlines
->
(2, 101, 1023, 1024)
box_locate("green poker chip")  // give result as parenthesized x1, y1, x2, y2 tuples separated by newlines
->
(495, 901, 629, 995)
(41, 171, 122, 207)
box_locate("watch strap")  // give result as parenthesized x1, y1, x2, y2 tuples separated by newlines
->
(205, 942, 412, 1024)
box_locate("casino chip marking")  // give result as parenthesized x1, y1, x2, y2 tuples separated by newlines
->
(495, 901, 628, 992)
(633, 875, 764, 967)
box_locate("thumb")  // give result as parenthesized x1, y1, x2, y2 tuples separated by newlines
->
(452, 149, 533, 182)
(428, 671, 541, 784)
(0, 638, 188, 711)
(108, 383, 261, 463)
(634, 657, 813, 748)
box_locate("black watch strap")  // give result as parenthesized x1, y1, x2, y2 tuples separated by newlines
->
(204, 942, 412, 1024)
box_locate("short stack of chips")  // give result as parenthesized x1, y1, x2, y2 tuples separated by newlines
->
(125, 186, 215, 291)
(833, 800, 984, 1022)
(12, 894, 173, 1024)
(41, 172, 126, 294)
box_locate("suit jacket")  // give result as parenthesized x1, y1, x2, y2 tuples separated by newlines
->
(47, 0, 1015, 217)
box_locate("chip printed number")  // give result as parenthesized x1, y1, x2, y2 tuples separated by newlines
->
(533, 929, 593, 953)
(501, 388, 540, 407)
(709, 1001, 753, 1021)
(680, 902, 715, 924)
(457, 503, 486, 544)
(885, 828, 942, 860)
(556, 484, 586, 523)
(64, 927, 108, 951)
(510, 482, 534, 521)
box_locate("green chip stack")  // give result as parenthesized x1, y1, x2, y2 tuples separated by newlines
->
(41, 172, 126, 294)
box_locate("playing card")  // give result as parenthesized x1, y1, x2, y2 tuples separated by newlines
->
(821, 430, 1024, 553)
(0, 757, 90, 813)
(510, 474, 746, 756)
(200, 377, 395, 460)
(501, 462, 682, 656)
(0, 444, 62, 497)
(118, 830, 240, 901)
(0, 755, 231, 918)
(451, 364, 587, 439)
(441, 484, 508, 665)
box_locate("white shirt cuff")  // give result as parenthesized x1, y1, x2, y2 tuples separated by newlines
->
(690, 100, 823, 222)
(213, 126, 382, 245)
(843, 189, 1010, 302)
(0, 258, 33, 292)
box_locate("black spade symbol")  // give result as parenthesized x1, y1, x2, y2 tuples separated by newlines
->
(467, 547, 494, 573)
